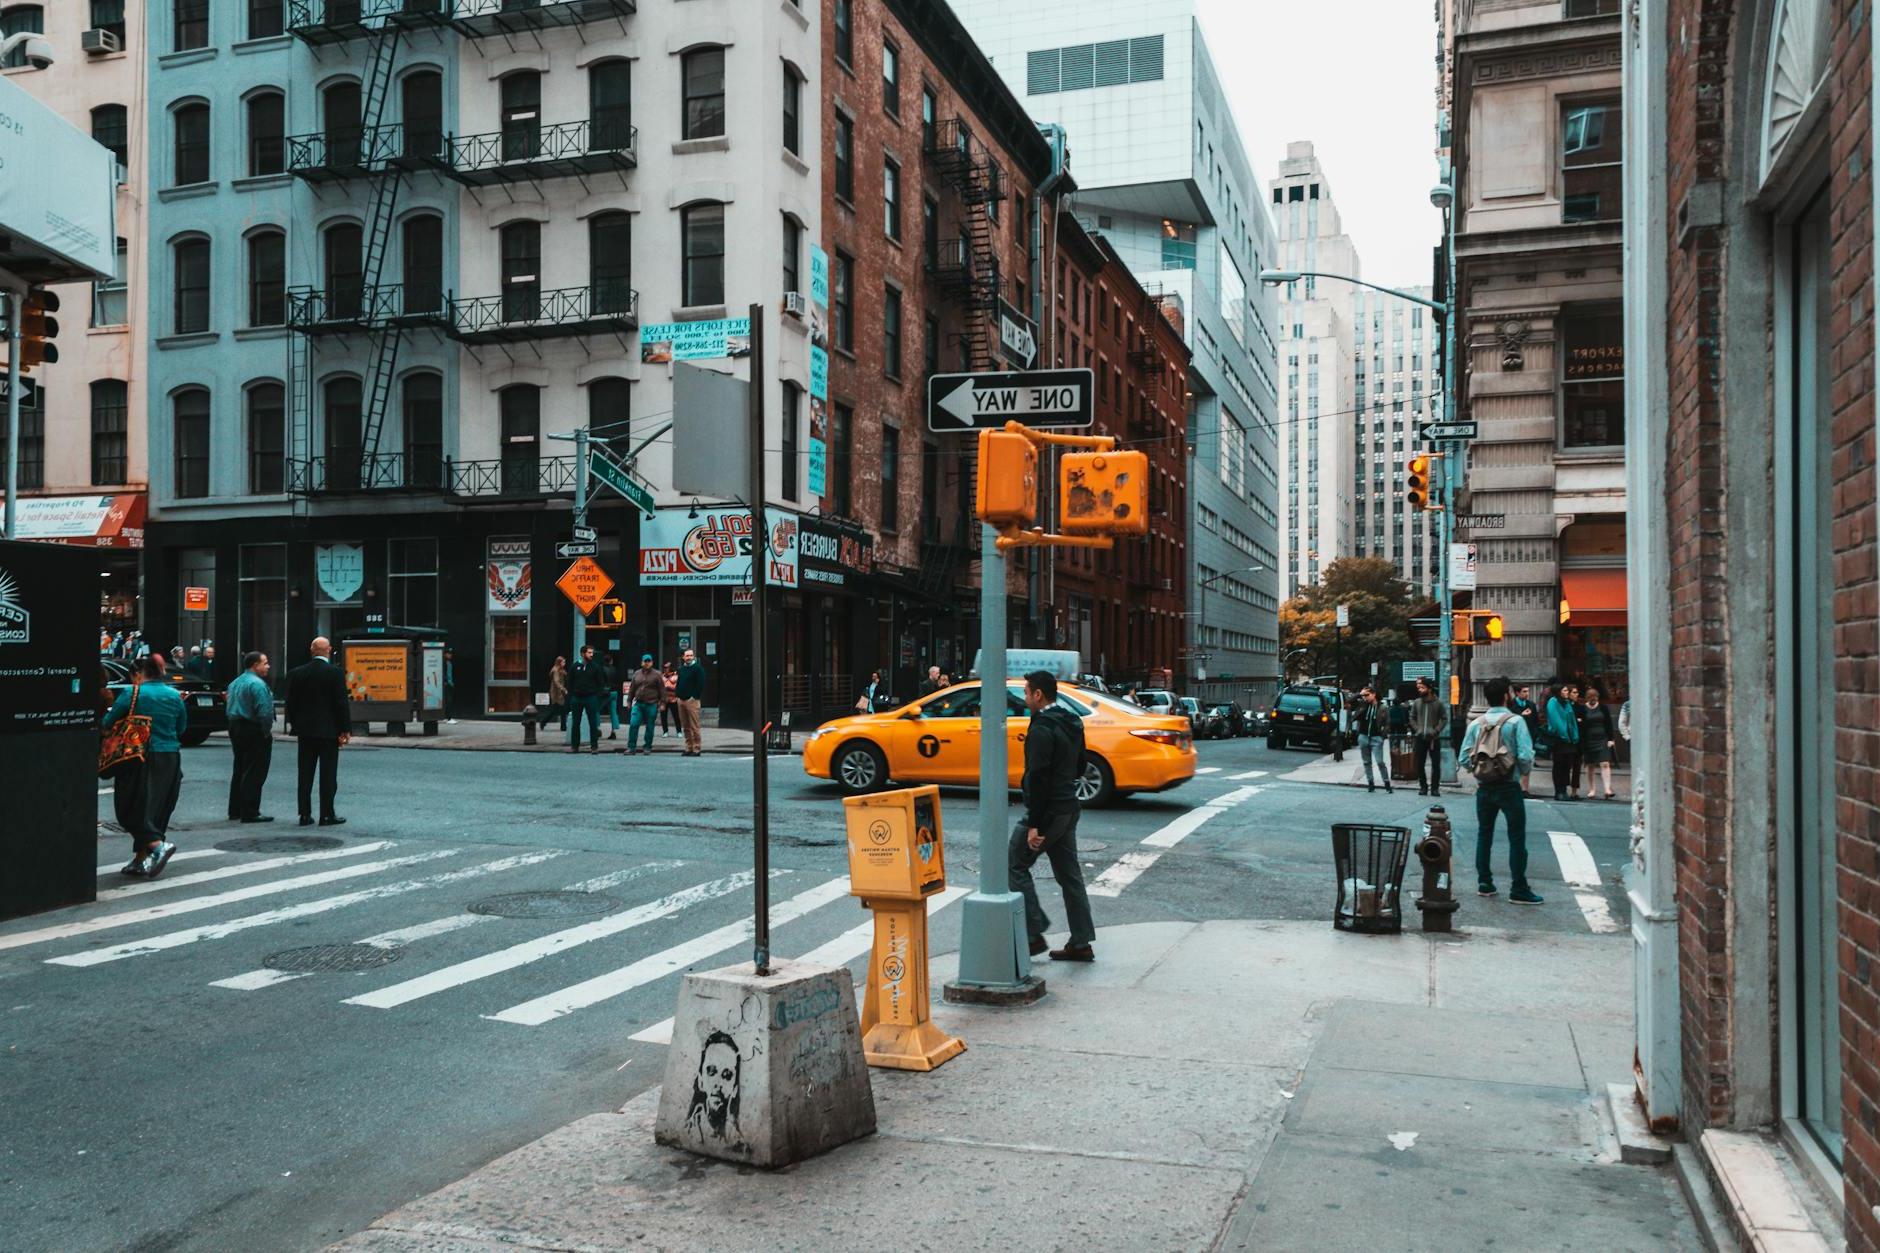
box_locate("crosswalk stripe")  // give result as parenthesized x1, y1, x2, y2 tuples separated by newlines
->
(628, 884, 968, 1045)
(97, 841, 394, 900)
(1228, 770, 1269, 780)
(44, 848, 535, 967)
(95, 848, 222, 876)
(489, 876, 853, 1027)
(1088, 786, 1265, 898)
(1194, 766, 1222, 775)
(0, 847, 446, 953)
(343, 871, 761, 1011)
(1547, 831, 1620, 933)
(211, 969, 305, 991)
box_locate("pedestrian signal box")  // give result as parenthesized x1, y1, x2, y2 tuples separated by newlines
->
(1059, 450, 1149, 536)
(1451, 609, 1504, 645)
(843, 786, 946, 900)
(974, 429, 1038, 526)
(589, 598, 625, 629)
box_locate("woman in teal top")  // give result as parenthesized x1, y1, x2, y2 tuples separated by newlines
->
(103, 656, 188, 878)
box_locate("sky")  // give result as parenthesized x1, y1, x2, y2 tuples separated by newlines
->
(1196, 0, 1446, 288)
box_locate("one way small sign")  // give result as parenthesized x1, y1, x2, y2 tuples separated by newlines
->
(926, 368, 1095, 433)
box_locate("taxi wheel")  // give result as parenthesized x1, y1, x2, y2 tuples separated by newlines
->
(833, 741, 887, 794)
(1075, 756, 1115, 807)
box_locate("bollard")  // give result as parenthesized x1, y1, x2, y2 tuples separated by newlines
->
(1413, 804, 1460, 932)
(521, 704, 538, 746)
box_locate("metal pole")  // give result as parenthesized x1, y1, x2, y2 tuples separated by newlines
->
(3, 289, 20, 541)
(1436, 203, 1459, 781)
(747, 302, 770, 974)
(571, 426, 589, 661)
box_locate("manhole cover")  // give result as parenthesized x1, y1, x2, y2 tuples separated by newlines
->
(263, 943, 402, 972)
(467, 891, 621, 919)
(216, 835, 347, 854)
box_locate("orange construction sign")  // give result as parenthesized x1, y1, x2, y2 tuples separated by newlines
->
(555, 556, 614, 616)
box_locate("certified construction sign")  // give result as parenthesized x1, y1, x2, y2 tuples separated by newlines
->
(555, 556, 614, 616)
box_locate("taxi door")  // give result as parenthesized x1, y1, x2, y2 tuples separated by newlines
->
(1004, 686, 1032, 787)
(885, 685, 983, 783)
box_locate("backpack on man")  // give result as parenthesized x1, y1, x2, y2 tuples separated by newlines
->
(1467, 712, 1518, 785)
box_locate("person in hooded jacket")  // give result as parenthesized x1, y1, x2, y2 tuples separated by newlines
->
(1008, 671, 1096, 963)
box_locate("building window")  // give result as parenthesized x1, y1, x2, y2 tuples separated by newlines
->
(248, 0, 284, 39)
(0, 386, 42, 488)
(387, 538, 439, 628)
(247, 382, 284, 494)
(89, 380, 128, 485)
(588, 376, 630, 446)
(324, 376, 363, 489)
(173, 236, 211, 334)
(782, 214, 801, 295)
(589, 59, 633, 151)
(1561, 306, 1624, 448)
(1562, 97, 1622, 224)
(499, 385, 540, 494)
(1563, 0, 1619, 13)
(833, 112, 854, 201)
(175, 0, 208, 48)
(499, 71, 541, 161)
(173, 102, 210, 186)
(324, 221, 364, 321)
(923, 313, 939, 376)
(495, 219, 541, 323)
(781, 383, 801, 500)
(1160, 219, 1196, 269)
(682, 47, 726, 140)
(833, 0, 851, 65)
(248, 228, 285, 327)
(0, 4, 41, 69)
(402, 70, 445, 161)
(922, 194, 940, 271)
(90, 0, 126, 43)
(247, 90, 284, 175)
(782, 64, 802, 156)
(879, 425, 900, 531)
(883, 156, 902, 241)
(174, 388, 211, 498)
(402, 372, 443, 488)
(883, 285, 902, 379)
(93, 236, 128, 327)
(681, 202, 725, 307)
(238, 545, 287, 676)
(921, 86, 936, 150)
(882, 39, 900, 116)
(589, 211, 633, 315)
(91, 104, 129, 171)
(831, 402, 853, 517)
(833, 250, 854, 351)
(402, 213, 443, 315)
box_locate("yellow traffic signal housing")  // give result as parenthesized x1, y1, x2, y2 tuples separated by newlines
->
(974, 429, 1038, 526)
(1059, 449, 1149, 536)
(1406, 453, 1431, 511)
(1481, 613, 1503, 643)
(19, 289, 59, 373)
(1453, 609, 1505, 645)
(589, 598, 626, 629)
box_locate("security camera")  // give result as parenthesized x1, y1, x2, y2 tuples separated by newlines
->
(1, 33, 55, 70)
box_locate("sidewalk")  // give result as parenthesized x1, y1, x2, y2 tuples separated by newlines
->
(338, 717, 798, 756)
(1280, 750, 1633, 801)
(336, 920, 1699, 1252)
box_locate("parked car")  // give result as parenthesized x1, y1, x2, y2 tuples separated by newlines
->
(1076, 674, 1110, 694)
(1266, 685, 1341, 753)
(1175, 696, 1203, 736)
(100, 657, 228, 747)
(1242, 705, 1273, 738)
(1199, 702, 1245, 739)
(1133, 688, 1177, 715)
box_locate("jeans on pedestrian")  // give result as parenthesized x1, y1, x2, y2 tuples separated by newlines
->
(1551, 745, 1580, 796)
(607, 692, 622, 731)
(568, 694, 601, 747)
(1008, 810, 1096, 947)
(1415, 734, 1442, 791)
(1474, 779, 1529, 892)
(1358, 734, 1391, 789)
(629, 700, 658, 751)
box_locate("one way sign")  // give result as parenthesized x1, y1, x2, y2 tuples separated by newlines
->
(926, 368, 1095, 433)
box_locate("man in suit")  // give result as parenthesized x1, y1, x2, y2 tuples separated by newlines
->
(285, 636, 353, 826)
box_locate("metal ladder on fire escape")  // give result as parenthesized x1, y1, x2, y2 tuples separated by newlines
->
(927, 119, 1001, 370)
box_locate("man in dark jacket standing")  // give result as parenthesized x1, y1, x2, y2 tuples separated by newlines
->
(1410, 677, 1446, 797)
(284, 636, 352, 826)
(1009, 671, 1096, 962)
(566, 644, 605, 753)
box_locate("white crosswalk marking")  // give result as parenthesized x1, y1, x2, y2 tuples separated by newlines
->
(489, 876, 854, 1027)
(95, 848, 222, 876)
(1194, 766, 1222, 775)
(1227, 770, 1269, 780)
(0, 847, 442, 953)
(343, 871, 760, 1010)
(44, 849, 547, 968)
(1088, 786, 1266, 898)
(97, 841, 394, 900)
(1547, 831, 1620, 933)
(629, 885, 970, 1045)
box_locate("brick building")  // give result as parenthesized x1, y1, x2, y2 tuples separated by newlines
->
(1050, 213, 1189, 682)
(1622, 0, 1879, 1244)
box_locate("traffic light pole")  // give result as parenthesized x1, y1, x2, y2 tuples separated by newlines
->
(571, 425, 590, 662)
(3, 288, 19, 541)
(1436, 198, 1460, 783)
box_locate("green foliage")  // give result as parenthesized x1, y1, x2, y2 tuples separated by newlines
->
(1278, 558, 1428, 689)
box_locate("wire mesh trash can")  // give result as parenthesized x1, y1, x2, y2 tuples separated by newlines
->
(1332, 824, 1411, 934)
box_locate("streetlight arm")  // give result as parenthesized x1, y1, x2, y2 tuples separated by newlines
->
(1258, 269, 1447, 314)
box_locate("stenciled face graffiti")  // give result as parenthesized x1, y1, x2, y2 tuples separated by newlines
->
(687, 1031, 743, 1143)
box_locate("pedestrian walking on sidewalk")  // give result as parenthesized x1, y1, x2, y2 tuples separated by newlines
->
(1010, 670, 1097, 963)
(1546, 682, 1582, 800)
(675, 648, 706, 756)
(225, 651, 276, 824)
(285, 636, 353, 825)
(600, 653, 622, 741)
(566, 645, 605, 753)
(1356, 685, 1392, 793)
(1461, 676, 1541, 905)
(104, 655, 187, 878)
(1580, 684, 1618, 800)
(547, 656, 569, 732)
(1410, 677, 1445, 796)
(626, 654, 663, 754)
(659, 662, 679, 736)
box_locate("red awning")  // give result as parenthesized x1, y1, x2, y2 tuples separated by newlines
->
(2, 493, 146, 548)
(1562, 568, 1627, 628)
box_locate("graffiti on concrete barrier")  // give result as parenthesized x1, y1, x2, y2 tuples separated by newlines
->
(685, 1030, 746, 1149)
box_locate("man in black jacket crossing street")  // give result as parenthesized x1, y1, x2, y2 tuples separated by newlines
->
(1009, 670, 1096, 962)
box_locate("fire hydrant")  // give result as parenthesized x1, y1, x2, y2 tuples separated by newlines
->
(1414, 805, 1460, 932)
(521, 704, 539, 746)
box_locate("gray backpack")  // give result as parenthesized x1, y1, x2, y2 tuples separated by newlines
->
(1469, 713, 1517, 785)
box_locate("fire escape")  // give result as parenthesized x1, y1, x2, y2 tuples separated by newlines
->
(922, 117, 1002, 370)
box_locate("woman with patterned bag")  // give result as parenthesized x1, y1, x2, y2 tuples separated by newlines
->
(101, 655, 189, 879)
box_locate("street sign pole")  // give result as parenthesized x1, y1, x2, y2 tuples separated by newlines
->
(3, 289, 20, 541)
(571, 426, 590, 663)
(748, 302, 771, 976)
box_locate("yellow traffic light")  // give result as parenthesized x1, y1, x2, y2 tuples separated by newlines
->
(590, 598, 626, 629)
(1058, 450, 1149, 535)
(1406, 453, 1431, 511)
(19, 289, 59, 373)
(1482, 613, 1503, 642)
(1452, 609, 1505, 645)
(974, 429, 1038, 526)
(1452, 609, 1473, 646)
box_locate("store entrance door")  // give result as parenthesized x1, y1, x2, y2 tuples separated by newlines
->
(661, 621, 720, 712)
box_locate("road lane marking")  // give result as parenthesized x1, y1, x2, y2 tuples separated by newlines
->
(0, 847, 441, 953)
(490, 876, 854, 1026)
(1088, 786, 1266, 898)
(97, 841, 394, 900)
(1228, 770, 1269, 780)
(46, 849, 520, 967)
(1194, 766, 1222, 775)
(212, 969, 305, 991)
(95, 848, 223, 876)
(628, 885, 969, 1045)
(1548, 831, 1621, 933)
(344, 871, 760, 1010)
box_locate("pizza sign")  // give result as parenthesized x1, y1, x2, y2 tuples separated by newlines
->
(638, 509, 798, 587)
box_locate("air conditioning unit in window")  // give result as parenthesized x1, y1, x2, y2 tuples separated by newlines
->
(783, 291, 809, 319)
(82, 28, 121, 55)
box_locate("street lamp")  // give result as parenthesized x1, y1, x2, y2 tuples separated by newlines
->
(1194, 564, 1265, 689)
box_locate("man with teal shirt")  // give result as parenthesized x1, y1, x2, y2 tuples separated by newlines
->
(103, 656, 188, 878)
(226, 651, 276, 823)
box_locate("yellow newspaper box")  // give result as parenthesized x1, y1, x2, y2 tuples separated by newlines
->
(842, 787, 963, 1071)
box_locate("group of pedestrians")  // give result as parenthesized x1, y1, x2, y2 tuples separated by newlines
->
(552, 647, 705, 757)
(1523, 679, 1622, 801)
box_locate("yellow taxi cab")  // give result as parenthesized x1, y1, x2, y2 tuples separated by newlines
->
(802, 679, 1196, 806)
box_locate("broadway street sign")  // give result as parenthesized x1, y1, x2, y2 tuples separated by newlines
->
(926, 368, 1094, 433)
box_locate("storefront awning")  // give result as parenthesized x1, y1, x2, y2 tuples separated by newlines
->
(2, 493, 146, 549)
(1561, 568, 1627, 628)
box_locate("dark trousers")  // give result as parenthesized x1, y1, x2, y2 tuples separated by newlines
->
(115, 752, 182, 850)
(227, 720, 273, 818)
(567, 694, 602, 747)
(1474, 779, 1530, 892)
(1551, 745, 1581, 796)
(1414, 734, 1442, 791)
(659, 701, 676, 732)
(297, 736, 341, 820)
(1009, 809, 1096, 947)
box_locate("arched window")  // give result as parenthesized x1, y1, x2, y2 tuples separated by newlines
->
(680, 202, 724, 307)
(173, 236, 211, 334)
(173, 102, 210, 186)
(402, 214, 443, 315)
(247, 90, 285, 176)
(402, 69, 443, 160)
(246, 382, 285, 494)
(91, 104, 129, 170)
(90, 380, 129, 486)
(589, 59, 631, 151)
(402, 372, 444, 488)
(589, 212, 632, 315)
(588, 377, 630, 441)
(323, 79, 363, 167)
(498, 385, 540, 495)
(500, 71, 541, 161)
(324, 221, 364, 320)
(682, 47, 725, 139)
(1, 5, 43, 69)
(247, 228, 286, 326)
(500, 221, 541, 321)
(173, 388, 212, 498)
(323, 377, 363, 490)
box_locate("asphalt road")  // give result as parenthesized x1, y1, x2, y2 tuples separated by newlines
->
(0, 731, 1635, 1252)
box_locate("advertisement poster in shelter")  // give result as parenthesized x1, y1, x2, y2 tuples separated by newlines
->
(343, 643, 408, 704)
